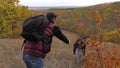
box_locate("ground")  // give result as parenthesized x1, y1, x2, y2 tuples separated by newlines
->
(0, 31, 119, 68)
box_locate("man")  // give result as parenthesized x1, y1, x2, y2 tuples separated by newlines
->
(23, 12, 70, 68)
(73, 35, 87, 61)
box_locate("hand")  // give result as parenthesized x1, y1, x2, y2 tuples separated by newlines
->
(69, 39, 71, 44)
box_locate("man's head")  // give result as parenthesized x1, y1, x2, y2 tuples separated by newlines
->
(46, 12, 57, 23)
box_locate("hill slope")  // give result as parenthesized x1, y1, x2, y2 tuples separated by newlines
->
(0, 31, 120, 68)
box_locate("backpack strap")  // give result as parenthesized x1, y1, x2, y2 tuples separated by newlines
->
(47, 23, 55, 29)
(44, 23, 55, 37)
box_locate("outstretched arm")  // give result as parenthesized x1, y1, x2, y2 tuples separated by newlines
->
(53, 26, 69, 44)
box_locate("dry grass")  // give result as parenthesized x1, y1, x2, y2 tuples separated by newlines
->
(0, 31, 119, 68)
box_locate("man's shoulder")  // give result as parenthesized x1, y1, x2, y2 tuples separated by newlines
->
(47, 23, 56, 28)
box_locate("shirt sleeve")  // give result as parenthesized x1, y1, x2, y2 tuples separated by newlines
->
(53, 26, 69, 44)
(73, 40, 78, 55)
(82, 44, 86, 49)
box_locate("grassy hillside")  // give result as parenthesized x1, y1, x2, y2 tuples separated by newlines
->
(30, 1, 120, 43)
(0, 31, 120, 68)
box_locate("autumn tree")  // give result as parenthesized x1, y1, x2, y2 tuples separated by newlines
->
(0, 0, 32, 38)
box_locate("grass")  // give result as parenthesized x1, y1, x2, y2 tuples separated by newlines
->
(0, 31, 120, 68)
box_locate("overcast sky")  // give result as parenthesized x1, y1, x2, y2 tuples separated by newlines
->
(19, 0, 120, 7)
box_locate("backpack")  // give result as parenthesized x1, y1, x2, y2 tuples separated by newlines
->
(79, 34, 87, 40)
(21, 15, 49, 42)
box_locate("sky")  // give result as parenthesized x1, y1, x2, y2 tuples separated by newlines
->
(19, 0, 120, 7)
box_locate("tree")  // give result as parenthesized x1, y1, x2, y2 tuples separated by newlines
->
(0, 0, 32, 38)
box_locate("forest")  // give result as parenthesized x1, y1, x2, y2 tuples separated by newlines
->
(0, 0, 120, 43)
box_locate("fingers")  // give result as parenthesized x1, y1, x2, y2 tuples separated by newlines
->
(69, 40, 71, 44)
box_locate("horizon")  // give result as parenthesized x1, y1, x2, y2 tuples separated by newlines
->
(27, 2, 119, 10)
(28, 6, 80, 10)
(19, 0, 120, 7)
